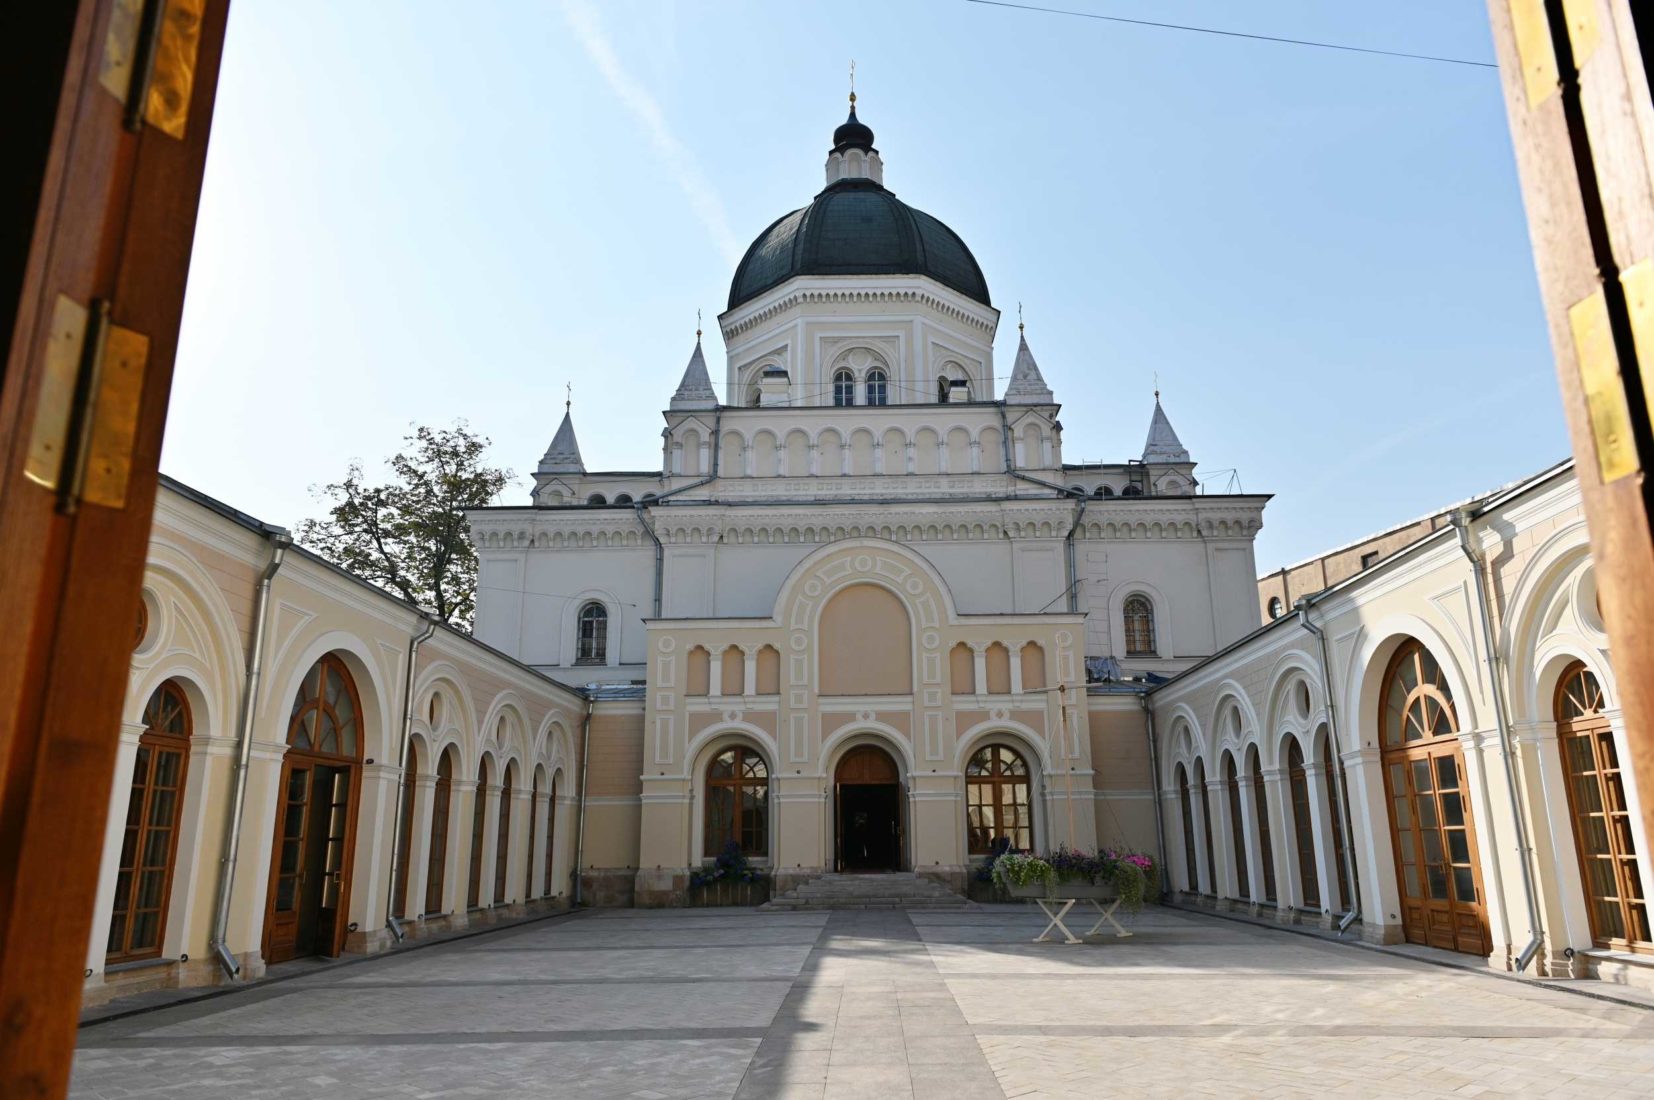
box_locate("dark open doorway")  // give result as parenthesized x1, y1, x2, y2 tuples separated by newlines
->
(834, 744, 903, 871)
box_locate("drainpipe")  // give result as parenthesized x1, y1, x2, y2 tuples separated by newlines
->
(1295, 598, 1362, 934)
(1140, 693, 1171, 901)
(571, 692, 596, 905)
(636, 407, 722, 617)
(1453, 508, 1545, 973)
(997, 403, 1085, 611)
(208, 528, 291, 978)
(384, 610, 439, 943)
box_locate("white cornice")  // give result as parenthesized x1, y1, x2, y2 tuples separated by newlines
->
(719, 278, 1000, 341)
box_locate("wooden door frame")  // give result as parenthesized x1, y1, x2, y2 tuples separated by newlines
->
(831, 744, 904, 872)
(1381, 740, 1491, 955)
(260, 750, 363, 961)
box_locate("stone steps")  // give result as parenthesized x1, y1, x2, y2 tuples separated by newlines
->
(760, 872, 969, 911)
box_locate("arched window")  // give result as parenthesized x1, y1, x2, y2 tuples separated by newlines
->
(586, 493, 607, 506)
(966, 744, 1032, 854)
(1322, 734, 1351, 909)
(1249, 747, 1277, 903)
(467, 759, 488, 908)
(107, 680, 192, 962)
(748, 386, 762, 407)
(1177, 763, 1198, 892)
(576, 602, 608, 665)
(425, 750, 453, 915)
(1287, 740, 1319, 908)
(612, 493, 633, 505)
(1224, 755, 1249, 901)
(526, 770, 540, 900)
(865, 368, 888, 406)
(1267, 596, 1284, 620)
(1194, 759, 1216, 895)
(938, 376, 950, 403)
(286, 655, 361, 758)
(704, 746, 768, 857)
(494, 762, 514, 904)
(1121, 484, 1143, 497)
(1123, 595, 1157, 657)
(1094, 485, 1114, 498)
(393, 751, 416, 920)
(1556, 662, 1648, 947)
(833, 369, 855, 407)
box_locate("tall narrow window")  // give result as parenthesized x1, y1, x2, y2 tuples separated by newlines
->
(543, 775, 558, 897)
(1177, 763, 1198, 892)
(1287, 740, 1320, 908)
(1557, 663, 1649, 947)
(1250, 749, 1277, 903)
(705, 746, 769, 857)
(1195, 759, 1216, 895)
(107, 681, 192, 963)
(576, 602, 608, 665)
(966, 744, 1033, 854)
(833, 368, 855, 407)
(937, 377, 950, 403)
(1224, 755, 1249, 900)
(425, 751, 453, 915)
(526, 772, 540, 901)
(865, 368, 888, 406)
(494, 763, 514, 904)
(1123, 595, 1157, 656)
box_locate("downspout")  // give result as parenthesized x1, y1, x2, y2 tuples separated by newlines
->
(997, 403, 1084, 611)
(1453, 508, 1545, 973)
(1140, 692, 1171, 901)
(571, 693, 596, 906)
(1295, 598, 1362, 934)
(384, 611, 438, 942)
(637, 407, 722, 617)
(209, 528, 291, 978)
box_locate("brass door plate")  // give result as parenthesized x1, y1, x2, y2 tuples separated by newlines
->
(99, 0, 206, 139)
(24, 295, 89, 492)
(1508, 0, 1559, 108)
(1569, 288, 1639, 484)
(83, 323, 149, 509)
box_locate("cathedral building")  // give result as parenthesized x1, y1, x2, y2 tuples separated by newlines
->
(80, 101, 1646, 1008)
(468, 100, 1268, 904)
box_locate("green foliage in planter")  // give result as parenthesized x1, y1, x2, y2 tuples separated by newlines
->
(992, 853, 1055, 893)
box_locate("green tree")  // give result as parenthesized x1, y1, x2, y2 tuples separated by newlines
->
(298, 422, 512, 629)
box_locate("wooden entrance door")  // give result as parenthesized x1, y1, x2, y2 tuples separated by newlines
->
(264, 759, 357, 963)
(1380, 641, 1489, 955)
(834, 746, 902, 871)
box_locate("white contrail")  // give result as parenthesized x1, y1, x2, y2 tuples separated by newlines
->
(560, 0, 744, 265)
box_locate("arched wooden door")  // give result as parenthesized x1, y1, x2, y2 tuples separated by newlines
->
(835, 745, 902, 871)
(263, 655, 364, 964)
(106, 681, 192, 963)
(1380, 641, 1489, 955)
(425, 750, 454, 915)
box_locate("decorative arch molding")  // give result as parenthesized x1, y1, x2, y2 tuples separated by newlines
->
(685, 723, 780, 778)
(262, 630, 396, 763)
(125, 668, 220, 749)
(413, 664, 480, 744)
(771, 537, 962, 626)
(129, 545, 248, 723)
(1209, 692, 1254, 765)
(560, 586, 623, 668)
(478, 691, 533, 769)
(818, 722, 916, 780)
(533, 715, 576, 776)
(1340, 613, 1483, 747)
(1159, 704, 1204, 778)
(1501, 527, 1612, 723)
(1262, 652, 1322, 748)
(1204, 680, 1261, 757)
(429, 730, 470, 777)
(1531, 640, 1617, 729)
(955, 718, 1056, 774)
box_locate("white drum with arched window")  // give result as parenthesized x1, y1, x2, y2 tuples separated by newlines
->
(965, 744, 1032, 855)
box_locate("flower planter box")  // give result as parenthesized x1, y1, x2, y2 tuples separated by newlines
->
(685, 880, 770, 908)
(1007, 881, 1120, 901)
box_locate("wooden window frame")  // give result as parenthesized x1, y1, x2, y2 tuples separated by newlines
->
(1224, 755, 1249, 901)
(704, 746, 769, 858)
(105, 681, 192, 964)
(1287, 740, 1320, 909)
(1177, 764, 1198, 892)
(965, 744, 1033, 856)
(1123, 595, 1157, 657)
(832, 369, 855, 407)
(1556, 662, 1650, 951)
(494, 764, 514, 904)
(1250, 752, 1277, 903)
(575, 602, 608, 665)
(425, 752, 452, 915)
(865, 368, 888, 407)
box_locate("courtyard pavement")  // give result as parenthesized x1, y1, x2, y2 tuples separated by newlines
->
(72, 904, 1654, 1098)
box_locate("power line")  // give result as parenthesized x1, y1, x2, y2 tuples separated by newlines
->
(962, 0, 1498, 69)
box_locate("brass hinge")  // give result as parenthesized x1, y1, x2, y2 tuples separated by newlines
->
(23, 295, 149, 513)
(98, 0, 206, 139)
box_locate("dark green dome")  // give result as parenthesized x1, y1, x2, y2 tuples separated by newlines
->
(727, 178, 992, 309)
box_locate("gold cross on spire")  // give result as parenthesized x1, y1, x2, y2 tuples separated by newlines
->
(1154, 370, 1160, 401)
(1018, 301, 1024, 334)
(696, 308, 702, 340)
(565, 382, 571, 413)
(849, 59, 856, 107)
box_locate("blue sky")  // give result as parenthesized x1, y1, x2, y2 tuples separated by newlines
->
(165, 0, 1565, 571)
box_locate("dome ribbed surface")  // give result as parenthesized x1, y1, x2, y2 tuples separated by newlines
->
(727, 180, 990, 309)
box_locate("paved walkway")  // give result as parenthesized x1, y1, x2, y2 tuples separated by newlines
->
(73, 905, 1654, 1098)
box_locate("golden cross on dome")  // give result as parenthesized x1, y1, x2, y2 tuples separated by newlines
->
(565, 382, 571, 413)
(696, 308, 702, 339)
(1018, 301, 1024, 334)
(1154, 370, 1160, 401)
(849, 59, 856, 107)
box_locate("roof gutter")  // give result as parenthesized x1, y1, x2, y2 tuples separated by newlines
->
(209, 528, 291, 978)
(1452, 508, 1545, 973)
(1295, 599, 1361, 934)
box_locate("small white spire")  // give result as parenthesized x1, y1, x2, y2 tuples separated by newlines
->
(670, 315, 718, 410)
(1142, 392, 1190, 464)
(539, 401, 585, 474)
(1004, 320, 1054, 405)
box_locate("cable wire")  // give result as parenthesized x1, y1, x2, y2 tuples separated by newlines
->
(962, 0, 1498, 69)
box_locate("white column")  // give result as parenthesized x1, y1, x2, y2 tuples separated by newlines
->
(671, 443, 683, 475)
(1263, 769, 1295, 906)
(1236, 772, 1268, 905)
(970, 439, 982, 473)
(1305, 761, 1341, 913)
(1189, 779, 1213, 894)
(904, 441, 916, 473)
(972, 645, 988, 696)
(743, 647, 758, 696)
(1009, 644, 1025, 696)
(808, 442, 819, 476)
(1014, 437, 1026, 467)
(479, 783, 501, 907)
(744, 445, 755, 478)
(1207, 777, 1237, 899)
(873, 441, 884, 474)
(698, 440, 710, 473)
(709, 649, 725, 697)
(406, 772, 438, 919)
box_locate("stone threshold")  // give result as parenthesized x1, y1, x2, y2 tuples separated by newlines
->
(1166, 899, 1654, 1013)
(78, 905, 591, 1029)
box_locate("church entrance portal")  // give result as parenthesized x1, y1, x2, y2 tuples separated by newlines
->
(834, 745, 903, 871)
